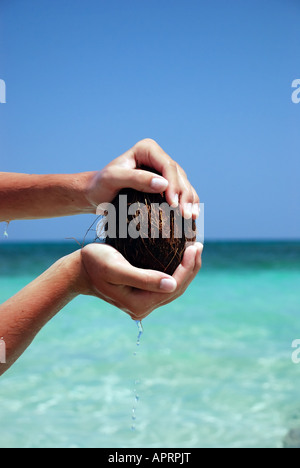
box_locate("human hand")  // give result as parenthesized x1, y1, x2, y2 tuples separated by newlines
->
(79, 242, 203, 320)
(86, 139, 200, 219)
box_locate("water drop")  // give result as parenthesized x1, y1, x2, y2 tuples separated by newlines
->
(3, 222, 9, 239)
(130, 321, 144, 431)
(135, 320, 143, 347)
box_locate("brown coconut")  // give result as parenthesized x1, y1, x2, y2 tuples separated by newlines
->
(104, 168, 196, 276)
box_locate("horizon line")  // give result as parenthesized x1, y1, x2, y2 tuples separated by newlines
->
(0, 238, 300, 245)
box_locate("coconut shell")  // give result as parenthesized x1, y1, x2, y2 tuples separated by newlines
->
(104, 169, 196, 275)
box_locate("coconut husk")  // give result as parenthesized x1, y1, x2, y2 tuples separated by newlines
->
(104, 168, 196, 276)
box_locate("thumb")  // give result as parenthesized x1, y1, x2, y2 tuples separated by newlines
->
(109, 261, 178, 293)
(109, 167, 169, 193)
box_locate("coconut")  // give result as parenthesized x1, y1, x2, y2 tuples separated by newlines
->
(104, 168, 196, 276)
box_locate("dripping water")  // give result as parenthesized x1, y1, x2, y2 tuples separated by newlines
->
(131, 320, 143, 431)
(3, 222, 9, 239)
(133, 319, 143, 356)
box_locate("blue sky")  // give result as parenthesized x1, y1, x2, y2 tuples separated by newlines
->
(0, 0, 299, 241)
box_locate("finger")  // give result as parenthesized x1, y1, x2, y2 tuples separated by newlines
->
(172, 242, 203, 291)
(191, 187, 200, 219)
(178, 176, 194, 220)
(109, 260, 178, 293)
(133, 139, 181, 208)
(102, 165, 169, 194)
(129, 242, 204, 316)
(176, 169, 200, 220)
(182, 187, 200, 220)
(84, 243, 178, 293)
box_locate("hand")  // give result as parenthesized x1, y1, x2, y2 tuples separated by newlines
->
(86, 138, 200, 219)
(79, 242, 203, 320)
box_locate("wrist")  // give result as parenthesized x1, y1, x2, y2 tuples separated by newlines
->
(83, 170, 113, 212)
(74, 172, 98, 214)
(60, 249, 92, 297)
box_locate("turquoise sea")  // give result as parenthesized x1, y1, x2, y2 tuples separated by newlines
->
(0, 241, 299, 448)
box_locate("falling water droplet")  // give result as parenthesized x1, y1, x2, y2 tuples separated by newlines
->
(135, 320, 143, 347)
(130, 320, 144, 431)
(3, 222, 9, 239)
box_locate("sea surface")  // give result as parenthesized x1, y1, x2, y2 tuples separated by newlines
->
(0, 240, 299, 448)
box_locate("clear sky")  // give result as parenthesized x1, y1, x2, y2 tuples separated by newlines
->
(0, 0, 299, 241)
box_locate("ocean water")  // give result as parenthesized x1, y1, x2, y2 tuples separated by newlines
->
(0, 240, 299, 448)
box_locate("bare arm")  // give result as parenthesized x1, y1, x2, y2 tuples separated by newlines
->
(0, 139, 200, 222)
(0, 139, 202, 375)
(0, 243, 203, 376)
(0, 250, 85, 375)
(0, 172, 95, 221)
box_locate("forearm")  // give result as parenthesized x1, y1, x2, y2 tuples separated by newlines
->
(0, 172, 96, 221)
(0, 249, 87, 376)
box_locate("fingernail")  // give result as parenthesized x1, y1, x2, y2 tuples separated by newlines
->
(150, 177, 169, 191)
(184, 203, 193, 219)
(196, 242, 204, 255)
(192, 203, 200, 218)
(195, 242, 204, 257)
(160, 277, 177, 292)
(171, 194, 179, 208)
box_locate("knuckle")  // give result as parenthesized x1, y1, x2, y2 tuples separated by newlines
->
(167, 159, 178, 171)
(141, 271, 153, 290)
(188, 188, 195, 201)
(182, 187, 194, 202)
(133, 170, 150, 188)
(135, 138, 157, 150)
(166, 162, 179, 183)
(194, 192, 200, 204)
(179, 167, 187, 179)
(141, 137, 157, 146)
